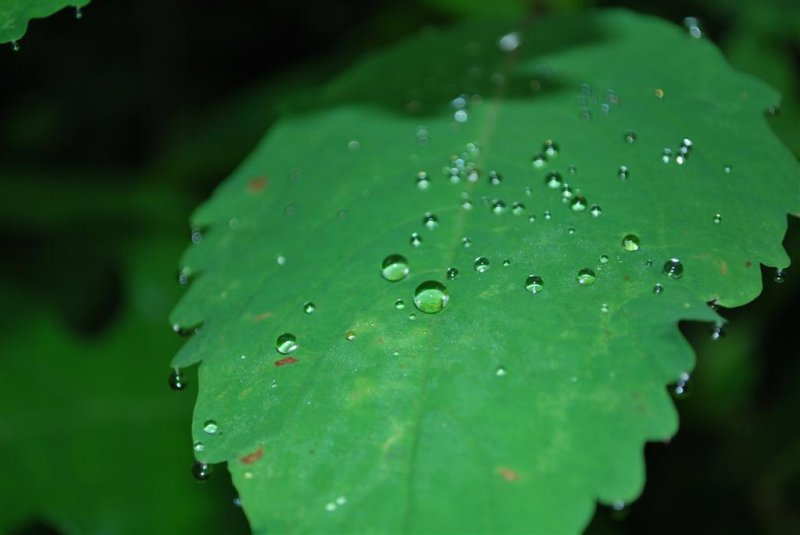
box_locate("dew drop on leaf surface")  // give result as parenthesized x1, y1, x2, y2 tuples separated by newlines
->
(446, 267, 459, 280)
(474, 257, 491, 273)
(303, 302, 316, 314)
(381, 254, 410, 282)
(662, 258, 684, 279)
(525, 275, 544, 294)
(622, 234, 640, 252)
(545, 171, 563, 189)
(191, 462, 212, 481)
(202, 420, 218, 434)
(413, 281, 449, 314)
(276, 333, 299, 354)
(577, 269, 596, 286)
(168, 368, 186, 391)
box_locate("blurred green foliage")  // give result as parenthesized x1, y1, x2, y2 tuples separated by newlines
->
(0, 1, 797, 534)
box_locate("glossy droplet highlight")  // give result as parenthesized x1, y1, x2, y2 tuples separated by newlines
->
(488, 171, 502, 186)
(492, 200, 506, 214)
(710, 324, 725, 341)
(618, 165, 629, 180)
(446, 267, 459, 280)
(774, 269, 786, 283)
(168, 368, 186, 391)
(423, 212, 439, 230)
(683, 16, 703, 38)
(525, 275, 544, 294)
(276, 333, 299, 354)
(622, 234, 640, 252)
(381, 254, 410, 282)
(577, 269, 596, 286)
(413, 281, 449, 314)
(662, 258, 684, 279)
(474, 257, 490, 273)
(193, 441, 205, 453)
(531, 153, 546, 169)
(11, 40, 20, 52)
(462, 237, 472, 248)
(512, 201, 525, 215)
(202, 420, 218, 434)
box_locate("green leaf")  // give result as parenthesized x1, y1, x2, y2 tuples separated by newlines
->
(0, 0, 90, 45)
(170, 9, 799, 534)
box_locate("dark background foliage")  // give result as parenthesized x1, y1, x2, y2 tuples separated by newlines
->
(1, 1, 797, 533)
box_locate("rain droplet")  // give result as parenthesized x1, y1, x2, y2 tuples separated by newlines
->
(193, 441, 205, 453)
(600, 255, 609, 263)
(454, 109, 468, 123)
(543, 140, 559, 158)
(191, 229, 203, 244)
(661, 148, 672, 163)
(618, 165, 629, 180)
(416, 171, 430, 190)
(276, 254, 287, 266)
(622, 234, 640, 252)
(446, 267, 459, 280)
(348, 140, 360, 151)
(531, 153, 547, 169)
(168, 368, 186, 391)
(544, 210, 552, 220)
(662, 258, 684, 279)
(710, 324, 725, 341)
(498, 31, 520, 52)
(462, 237, 472, 248)
(723, 165, 732, 174)
(524, 186, 533, 196)
(461, 199, 473, 210)
(410, 233, 423, 247)
(512, 201, 525, 215)
(276, 333, 299, 354)
(345, 330, 356, 341)
(525, 275, 544, 294)
(545, 171, 562, 189)
(75, 6, 83, 19)
(10, 40, 20, 52)
(423, 212, 439, 230)
(653, 283, 664, 295)
(492, 200, 506, 214)
(528, 215, 536, 223)
(503, 259, 511, 267)
(774, 269, 786, 283)
(408, 313, 417, 320)
(570, 195, 587, 212)
(413, 281, 449, 314)
(561, 184, 573, 200)
(474, 257, 490, 273)
(568, 165, 577, 176)
(489, 171, 503, 186)
(624, 131, 636, 144)
(683, 17, 703, 38)
(601, 303, 610, 313)
(303, 302, 316, 314)
(191, 462, 212, 481)
(202, 420, 218, 434)
(577, 269, 596, 286)
(590, 204, 602, 217)
(673, 372, 691, 398)
(713, 213, 721, 224)
(568, 227, 576, 235)
(394, 298, 406, 309)
(495, 366, 507, 377)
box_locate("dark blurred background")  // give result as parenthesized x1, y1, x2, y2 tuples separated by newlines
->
(0, 1, 797, 533)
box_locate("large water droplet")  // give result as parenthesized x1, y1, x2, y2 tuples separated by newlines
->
(474, 257, 490, 273)
(381, 254, 410, 282)
(168, 368, 186, 391)
(276, 333, 299, 354)
(545, 171, 562, 189)
(191, 462, 212, 481)
(662, 258, 684, 279)
(413, 281, 449, 314)
(303, 302, 316, 314)
(423, 212, 439, 230)
(577, 269, 596, 286)
(570, 195, 587, 212)
(410, 233, 423, 247)
(525, 275, 544, 294)
(446, 267, 459, 280)
(202, 420, 218, 434)
(622, 234, 640, 252)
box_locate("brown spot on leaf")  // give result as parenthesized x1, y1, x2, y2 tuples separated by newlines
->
(496, 466, 520, 482)
(623, 274, 631, 282)
(254, 312, 273, 321)
(240, 447, 264, 465)
(720, 261, 729, 275)
(275, 357, 297, 367)
(247, 176, 269, 193)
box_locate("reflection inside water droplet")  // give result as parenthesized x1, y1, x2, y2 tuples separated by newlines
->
(622, 234, 640, 252)
(662, 258, 684, 279)
(191, 462, 212, 481)
(495, 366, 507, 377)
(423, 212, 439, 230)
(413, 281, 449, 314)
(577, 269, 596, 286)
(446, 267, 459, 280)
(525, 275, 544, 294)
(474, 257, 490, 273)
(395, 299, 405, 309)
(381, 254, 410, 282)
(545, 171, 562, 189)
(276, 333, 299, 354)
(653, 283, 664, 295)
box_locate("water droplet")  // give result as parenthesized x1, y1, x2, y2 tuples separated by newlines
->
(10, 40, 20, 52)
(446, 267, 459, 280)
(336, 496, 347, 506)
(416, 171, 431, 190)
(168, 368, 186, 391)
(543, 140, 559, 158)
(710, 324, 725, 341)
(191, 462, 212, 481)
(570, 195, 587, 212)
(774, 269, 786, 283)
(202, 420, 218, 434)
(511, 201, 525, 215)
(561, 184, 573, 200)
(454, 109, 468, 123)
(75, 6, 83, 19)
(661, 148, 672, 164)
(568, 165, 577, 176)
(276, 254, 287, 266)
(193, 441, 204, 453)
(503, 259, 511, 267)
(723, 165, 732, 174)
(713, 213, 721, 224)
(337, 210, 348, 220)
(348, 140, 360, 151)
(600, 255, 609, 263)
(767, 104, 780, 116)
(489, 171, 503, 186)
(413, 281, 449, 314)
(544, 210, 552, 220)
(580, 109, 592, 122)
(474, 257, 490, 273)
(408, 313, 417, 320)
(683, 17, 703, 38)
(601, 303, 610, 313)
(423, 212, 439, 230)
(492, 200, 506, 214)
(395, 298, 406, 309)
(525, 275, 544, 294)
(462, 237, 472, 248)
(528, 215, 536, 223)
(622, 234, 640, 252)
(416, 127, 429, 144)
(653, 283, 664, 295)
(618, 165, 629, 180)
(495, 366, 507, 377)
(410, 233, 423, 247)
(233, 497, 242, 507)
(673, 372, 691, 398)
(568, 227, 576, 235)
(624, 131, 636, 144)
(345, 330, 356, 341)
(662, 258, 684, 279)
(655, 88, 665, 99)
(191, 229, 203, 244)
(303, 302, 316, 314)
(545, 171, 562, 189)
(577, 269, 596, 286)
(531, 153, 547, 169)
(276, 333, 299, 354)
(590, 204, 602, 217)
(498, 31, 520, 52)
(524, 186, 533, 197)
(461, 199, 473, 210)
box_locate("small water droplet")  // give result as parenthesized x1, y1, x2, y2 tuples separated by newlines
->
(662, 258, 684, 279)
(618, 165, 629, 180)
(503, 259, 511, 267)
(303, 302, 316, 314)
(462, 237, 472, 248)
(710, 323, 725, 341)
(624, 131, 636, 144)
(544, 210, 552, 220)
(168, 368, 186, 391)
(525, 275, 544, 294)
(416, 171, 430, 190)
(348, 140, 360, 151)
(528, 215, 536, 223)
(395, 298, 406, 309)
(590, 204, 602, 217)
(75, 6, 83, 19)
(531, 153, 547, 169)
(191, 462, 212, 481)
(570, 196, 587, 212)
(543, 140, 559, 158)
(408, 313, 417, 320)
(580, 109, 592, 121)
(600, 255, 609, 264)
(577, 269, 596, 286)
(622, 234, 640, 252)
(713, 213, 721, 224)
(655, 88, 665, 99)
(512, 201, 525, 215)
(723, 165, 732, 174)
(276, 254, 287, 266)
(774, 269, 786, 283)
(661, 148, 672, 163)
(276, 333, 299, 354)
(423, 212, 439, 230)
(568, 165, 577, 176)
(489, 171, 503, 186)
(545, 171, 563, 189)
(345, 330, 356, 341)
(10, 40, 20, 52)
(495, 366, 507, 377)
(410, 232, 423, 247)
(413, 281, 449, 314)
(492, 200, 506, 214)
(561, 184, 573, 200)
(601, 303, 609, 313)
(461, 199, 473, 210)
(653, 283, 664, 295)
(446, 267, 459, 280)
(193, 441, 205, 453)
(191, 229, 203, 244)
(337, 210, 348, 220)
(498, 31, 520, 52)
(202, 420, 219, 434)
(454, 109, 468, 123)
(474, 257, 490, 273)
(673, 372, 691, 398)
(683, 17, 703, 38)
